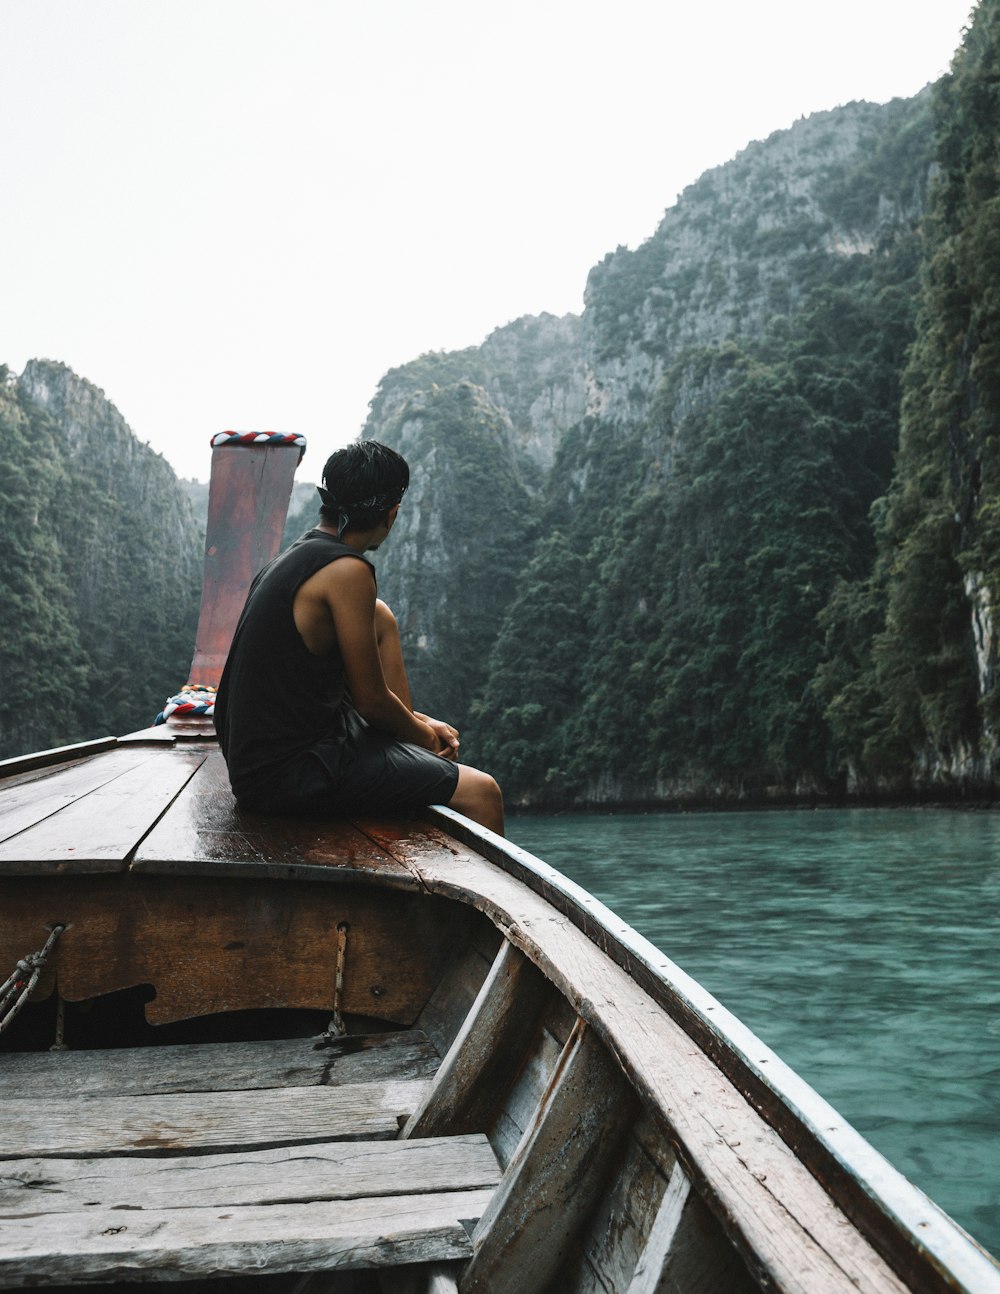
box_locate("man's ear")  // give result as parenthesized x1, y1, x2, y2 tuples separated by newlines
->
(385, 504, 400, 529)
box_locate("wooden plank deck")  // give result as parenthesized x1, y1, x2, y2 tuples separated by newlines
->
(0, 744, 421, 889)
(132, 751, 421, 888)
(0, 746, 170, 850)
(0, 1031, 500, 1287)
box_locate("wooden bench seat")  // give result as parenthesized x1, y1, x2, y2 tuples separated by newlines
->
(0, 1032, 501, 1287)
(0, 1141, 498, 1285)
(1, 1030, 440, 1098)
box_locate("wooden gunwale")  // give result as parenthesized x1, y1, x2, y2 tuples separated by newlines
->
(422, 805, 999, 1294)
(0, 737, 118, 780)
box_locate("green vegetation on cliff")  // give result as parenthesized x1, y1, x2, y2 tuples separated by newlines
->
(367, 8, 1000, 804)
(817, 0, 1000, 786)
(0, 363, 201, 758)
(373, 381, 534, 735)
(368, 84, 940, 802)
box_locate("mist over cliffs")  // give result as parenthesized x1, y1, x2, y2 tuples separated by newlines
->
(0, 361, 201, 757)
(364, 0, 1000, 805)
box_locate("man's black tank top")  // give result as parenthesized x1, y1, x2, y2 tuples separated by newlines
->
(215, 530, 375, 803)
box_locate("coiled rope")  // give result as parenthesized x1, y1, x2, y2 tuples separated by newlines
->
(154, 684, 217, 727)
(0, 925, 65, 1035)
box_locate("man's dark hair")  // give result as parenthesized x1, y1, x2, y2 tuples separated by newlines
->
(319, 440, 409, 535)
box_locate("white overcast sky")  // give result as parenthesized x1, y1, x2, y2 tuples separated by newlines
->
(0, 0, 977, 481)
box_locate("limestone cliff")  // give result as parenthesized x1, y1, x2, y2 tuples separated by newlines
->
(583, 97, 931, 430)
(367, 312, 588, 484)
(363, 92, 940, 804)
(0, 360, 201, 757)
(370, 382, 532, 744)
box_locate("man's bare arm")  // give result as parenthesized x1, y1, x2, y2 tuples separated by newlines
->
(303, 558, 440, 751)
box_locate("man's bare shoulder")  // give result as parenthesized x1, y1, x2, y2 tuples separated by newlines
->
(298, 551, 375, 603)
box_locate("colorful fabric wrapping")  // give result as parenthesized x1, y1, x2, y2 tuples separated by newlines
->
(210, 431, 307, 461)
(154, 685, 218, 726)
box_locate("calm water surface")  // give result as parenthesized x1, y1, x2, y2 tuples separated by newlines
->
(507, 808, 1000, 1255)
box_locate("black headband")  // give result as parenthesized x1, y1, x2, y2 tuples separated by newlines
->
(317, 484, 406, 538)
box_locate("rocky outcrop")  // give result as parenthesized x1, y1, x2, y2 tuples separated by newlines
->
(583, 97, 932, 431)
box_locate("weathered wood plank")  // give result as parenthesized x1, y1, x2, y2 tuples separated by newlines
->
(0, 747, 156, 849)
(0, 1134, 500, 1214)
(0, 1187, 496, 1286)
(403, 942, 551, 1140)
(487, 1021, 564, 1170)
(133, 752, 423, 887)
(1, 1031, 439, 1098)
(0, 1079, 430, 1158)
(629, 1162, 758, 1294)
(461, 1018, 637, 1294)
(627, 1164, 692, 1294)
(0, 874, 467, 1025)
(0, 737, 118, 782)
(365, 823, 914, 1294)
(562, 1111, 677, 1294)
(0, 748, 207, 873)
(413, 935, 497, 1058)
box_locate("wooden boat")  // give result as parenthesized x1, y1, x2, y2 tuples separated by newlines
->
(1, 437, 997, 1294)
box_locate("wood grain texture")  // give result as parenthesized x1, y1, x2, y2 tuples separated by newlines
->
(0, 1134, 500, 1214)
(0, 873, 468, 1024)
(562, 1111, 677, 1294)
(0, 1187, 495, 1286)
(0, 747, 156, 851)
(402, 942, 551, 1140)
(486, 1020, 563, 1171)
(461, 1018, 637, 1294)
(134, 752, 422, 889)
(0, 1080, 430, 1158)
(362, 823, 914, 1294)
(190, 441, 299, 689)
(1, 1031, 439, 1098)
(646, 1172, 759, 1294)
(0, 737, 118, 782)
(0, 748, 207, 873)
(413, 938, 496, 1060)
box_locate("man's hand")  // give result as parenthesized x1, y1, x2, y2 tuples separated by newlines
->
(416, 713, 460, 760)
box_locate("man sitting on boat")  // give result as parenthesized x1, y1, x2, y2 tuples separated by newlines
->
(215, 440, 505, 835)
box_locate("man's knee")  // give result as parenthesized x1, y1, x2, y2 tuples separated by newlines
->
(454, 766, 502, 811)
(448, 765, 504, 835)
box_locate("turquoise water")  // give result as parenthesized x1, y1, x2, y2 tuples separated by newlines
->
(507, 808, 1000, 1255)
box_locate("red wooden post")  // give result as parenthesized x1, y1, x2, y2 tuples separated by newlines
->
(189, 434, 305, 689)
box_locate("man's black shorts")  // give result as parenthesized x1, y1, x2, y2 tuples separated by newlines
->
(249, 708, 460, 818)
